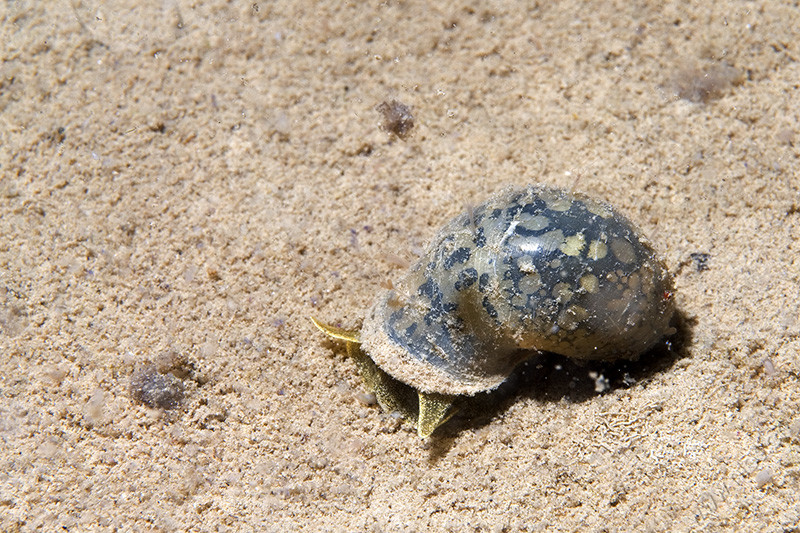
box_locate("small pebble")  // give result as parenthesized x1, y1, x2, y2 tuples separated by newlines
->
(588, 371, 610, 393)
(83, 388, 106, 425)
(755, 467, 774, 488)
(689, 252, 710, 272)
(130, 364, 185, 409)
(376, 99, 414, 139)
(355, 392, 377, 406)
(668, 62, 743, 103)
(790, 419, 800, 440)
(762, 357, 776, 377)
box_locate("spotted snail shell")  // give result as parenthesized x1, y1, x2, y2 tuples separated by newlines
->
(314, 185, 676, 437)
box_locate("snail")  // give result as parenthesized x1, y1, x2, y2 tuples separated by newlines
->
(313, 185, 675, 437)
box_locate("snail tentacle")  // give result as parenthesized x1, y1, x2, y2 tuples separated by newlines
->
(417, 391, 456, 438)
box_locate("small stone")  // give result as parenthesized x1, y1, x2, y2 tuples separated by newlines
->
(130, 364, 184, 409)
(376, 100, 414, 139)
(755, 468, 773, 488)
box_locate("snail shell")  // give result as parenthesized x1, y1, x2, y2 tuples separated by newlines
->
(316, 184, 675, 436)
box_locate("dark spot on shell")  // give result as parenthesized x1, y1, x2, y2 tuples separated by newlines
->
(513, 224, 543, 238)
(479, 272, 490, 293)
(444, 247, 471, 269)
(418, 278, 439, 300)
(482, 295, 498, 318)
(505, 203, 523, 220)
(473, 226, 486, 247)
(418, 279, 456, 326)
(455, 268, 478, 290)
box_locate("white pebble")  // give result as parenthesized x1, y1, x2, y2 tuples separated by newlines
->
(355, 392, 377, 406)
(755, 468, 773, 488)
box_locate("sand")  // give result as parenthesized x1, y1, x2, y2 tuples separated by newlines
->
(2, 1, 799, 531)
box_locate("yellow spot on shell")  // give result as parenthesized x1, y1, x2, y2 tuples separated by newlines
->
(584, 198, 613, 218)
(553, 282, 574, 303)
(587, 240, 608, 260)
(560, 233, 586, 256)
(580, 274, 600, 293)
(539, 189, 573, 211)
(524, 215, 550, 231)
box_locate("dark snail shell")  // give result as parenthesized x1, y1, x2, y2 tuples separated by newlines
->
(315, 185, 675, 436)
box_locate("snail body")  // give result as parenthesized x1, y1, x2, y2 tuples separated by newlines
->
(314, 185, 675, 437)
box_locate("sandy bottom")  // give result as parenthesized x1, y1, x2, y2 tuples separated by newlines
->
(2, 1, 799, 531)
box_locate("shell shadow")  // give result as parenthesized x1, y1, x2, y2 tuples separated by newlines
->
(426, 309, 695, 461)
